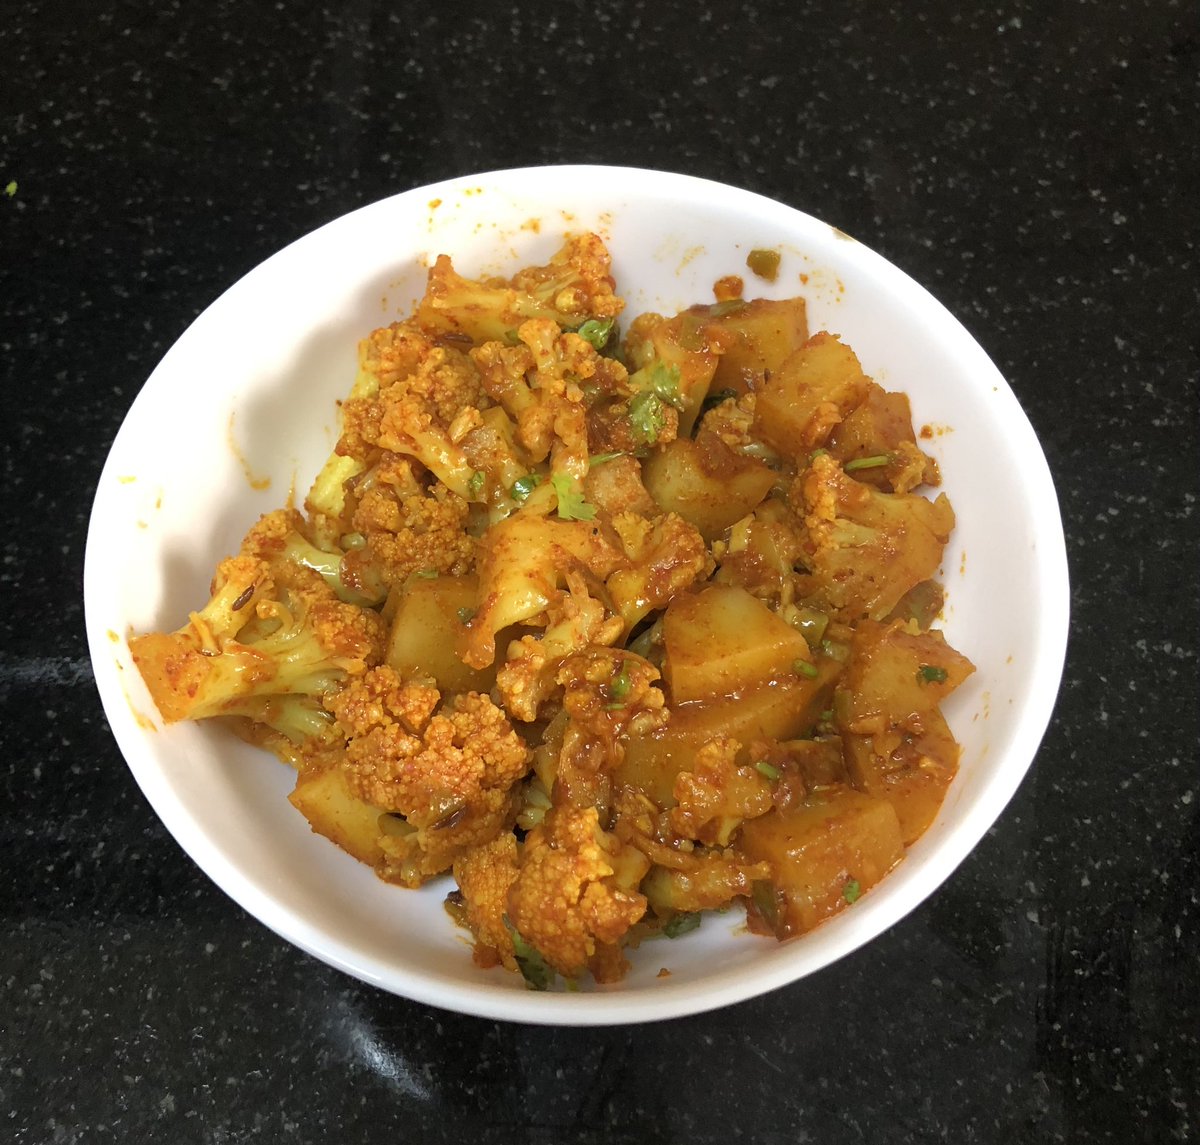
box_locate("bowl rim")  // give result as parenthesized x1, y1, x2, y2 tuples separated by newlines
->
(84, 163, 1070, 1025)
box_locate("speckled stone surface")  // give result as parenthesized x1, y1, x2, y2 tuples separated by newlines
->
(2, 1, 1197, 1141)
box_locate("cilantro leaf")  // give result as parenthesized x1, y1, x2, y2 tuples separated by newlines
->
(550, 473, 596, 521)
(632, 360, 683, 409)
(510, 472, 541, 502)
(576, 317, 615, 352)
(628, 391, 667, 445)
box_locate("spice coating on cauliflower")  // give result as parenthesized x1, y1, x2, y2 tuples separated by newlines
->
(343, 456, 476, 591)
(506, 806, 649, 980)
(329, 672, 529, 825)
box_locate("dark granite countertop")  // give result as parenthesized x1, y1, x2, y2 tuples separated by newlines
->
(3, 1, 1197, 1141)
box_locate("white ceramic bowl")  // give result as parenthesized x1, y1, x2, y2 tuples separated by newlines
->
(85, 166, 1069, 1024)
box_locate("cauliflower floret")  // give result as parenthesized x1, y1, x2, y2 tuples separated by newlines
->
(471, 318, 629, 484)
(415, 228, 624, 343)
(306, 322, 488, 528)
(316, 325, 492, 503)
(130, 516, 386, 726)
(697, 390, 775, 461)
(239, 506, 305, 560)
(342, 322, 489, 447)
(455, 406, 535, 521)
(605, 510, 714, 630)
(324, 663, 440, 738)
(558, 646, 667, 742)
(582, 454, 658, 519)
(341, 455, 476, 591)
(669, 735, 775, 847)
(509, 232, 625, 326)
(460, 507, 627, 669)
(451, 832, 522, 971)
(639, 851, 774, 916)
(496, 570, 624, 722)
(608, 786, 774, 921)
(377, 392, 481, 500)
(380, 785, 522, 888)
(238, 508, 385, 606)
(712, 496, 809, 603)
(324, 669, 531, 884)
(371, 325, 489, 427)
(331, 675, 528, 819)
(230, 692, 345, 769)
(417, 233, 625, 346)
(506, 805, 649, 980)
(877, 441, 938, 495)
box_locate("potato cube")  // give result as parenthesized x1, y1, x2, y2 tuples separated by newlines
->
(738, 786, 904, 934)
(843, 711, 960, 845)
(616, 667, 839, 810)
(642, 430, 776, 541)
(615, 725, 700, 809)
(827, 381, 939, 492)
(289, 764, 387, 867)
(753, 332, 871, 460)
(836, 619, 975, 843)
(700, 296, 810, 395)
(663, 584, 814, 702)
(386, 574, 497, 694)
